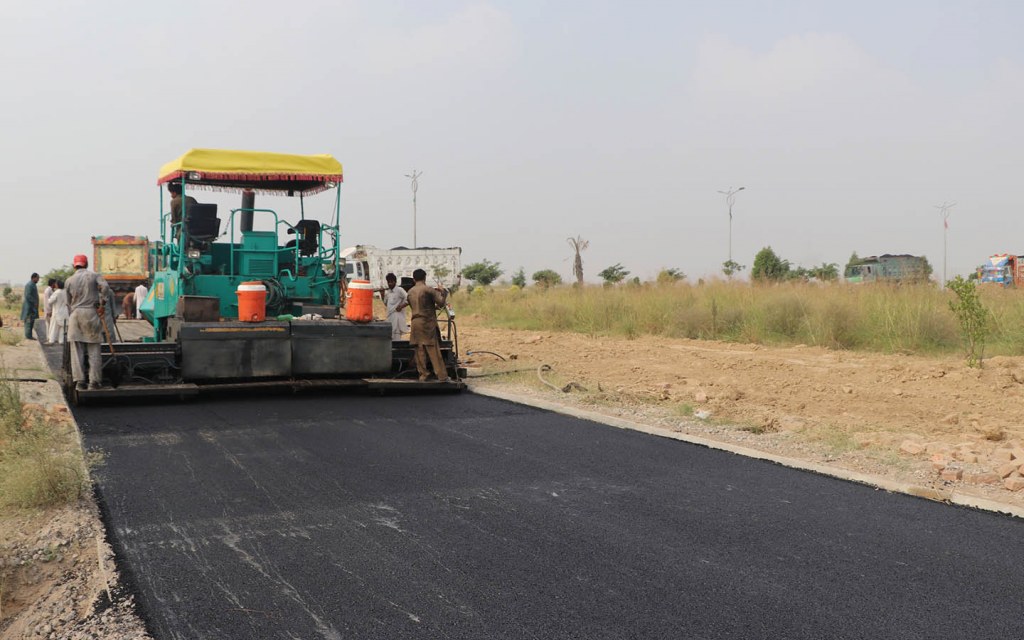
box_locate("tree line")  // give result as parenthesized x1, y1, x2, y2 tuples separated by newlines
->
(460, 235, 855, 288)
(461, 240, 941, 288)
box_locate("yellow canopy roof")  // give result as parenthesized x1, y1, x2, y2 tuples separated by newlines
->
(157, 148, 343, 195)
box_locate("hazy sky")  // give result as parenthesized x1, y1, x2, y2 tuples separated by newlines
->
(2, 0, 1021, 284)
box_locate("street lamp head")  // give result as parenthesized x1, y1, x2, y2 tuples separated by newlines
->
(737, 186, 745, 191)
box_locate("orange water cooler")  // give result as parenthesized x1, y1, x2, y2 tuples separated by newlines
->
(236, 281, 267, 322)
(345, 279, 374, 322)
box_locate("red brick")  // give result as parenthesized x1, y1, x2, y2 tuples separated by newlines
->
(991, 449, 1015, 462)
(997, 462, 1019, 479)
(940, 468, 963, 482)
(964, 471, 1001, 486)
(1004, 477, 1024, 491)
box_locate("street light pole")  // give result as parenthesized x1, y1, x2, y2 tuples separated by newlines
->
(934, 201, 956, 285)
(405, 169, 422, 248)
(717, 186, 745, 263)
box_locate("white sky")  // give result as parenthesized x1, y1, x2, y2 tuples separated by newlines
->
(1, 0, 1021, 284)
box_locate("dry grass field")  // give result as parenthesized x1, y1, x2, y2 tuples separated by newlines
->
(453, 279, 1024, 358)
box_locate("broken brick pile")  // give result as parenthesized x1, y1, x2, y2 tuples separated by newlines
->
(900, 439, 1024, 491)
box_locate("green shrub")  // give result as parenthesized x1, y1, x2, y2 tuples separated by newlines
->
(947, 276, 991, 367)
(0, 373, 86, 508)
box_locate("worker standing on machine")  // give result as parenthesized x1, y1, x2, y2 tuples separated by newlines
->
(407, 268, 449, 382)
(65, 254, 111, 390)
(380, 273, 409, 340)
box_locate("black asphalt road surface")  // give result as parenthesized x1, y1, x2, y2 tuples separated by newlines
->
(73, 393, 1024, 639)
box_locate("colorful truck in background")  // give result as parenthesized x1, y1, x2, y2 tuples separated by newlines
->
(977, 254, 1024, 287)
(91, 235, 151, 295)
(844, 254, 930, 284)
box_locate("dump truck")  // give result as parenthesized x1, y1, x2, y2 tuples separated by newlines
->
(844, 254, 930, 284)
(341, 245, 462, 290)
(92, 235, 150, 296)
(977, 254, 1024, 287)
(62, 148, 464, 403)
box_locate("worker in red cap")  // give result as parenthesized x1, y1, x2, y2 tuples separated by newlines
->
(64, 254, 111, 390)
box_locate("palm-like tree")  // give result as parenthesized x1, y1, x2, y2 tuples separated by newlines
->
(567, 235, 589, 285)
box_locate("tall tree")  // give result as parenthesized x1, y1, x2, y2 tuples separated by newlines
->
(462, 260, 503, 286)
(751, 246, 791, 282)
(511, 267, 527, 288)
(657, 268, 686, 285)
(44, 264, 74, 283)
(810, 262, 839, 281)
(532, 269, 563, 288)
(722, 260, 746, 278)
(844, 251, 863, 276)
(567, 235, 589, 285)
(598, 263, 630, 285)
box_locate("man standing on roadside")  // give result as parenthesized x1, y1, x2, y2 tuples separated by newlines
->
(19, 272, 40, 340)
(406, 268, 449, 382)
(42, 278, 57, 343)
(65, 254, 111, 390)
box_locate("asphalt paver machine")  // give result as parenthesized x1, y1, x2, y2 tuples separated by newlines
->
(63, 149, 464, 403)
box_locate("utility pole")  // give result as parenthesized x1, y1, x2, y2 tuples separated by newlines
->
(717, 186, 745, 263)
(405, 169, 422, 248)
(934, 201, 956, 285)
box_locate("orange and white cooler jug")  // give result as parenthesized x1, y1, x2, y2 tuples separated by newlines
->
(236, 281, 267, 322)
(345, 279, 374, 322)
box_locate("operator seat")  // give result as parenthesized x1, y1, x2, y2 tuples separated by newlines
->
(186, 203, 220, 242)
(285, 219, 321, 257)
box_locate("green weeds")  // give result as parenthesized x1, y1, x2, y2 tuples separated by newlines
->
(0, 369, 85, 509)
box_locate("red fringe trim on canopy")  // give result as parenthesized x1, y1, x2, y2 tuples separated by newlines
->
(168, 184, 337, 196)
(156, 170, 343, 195)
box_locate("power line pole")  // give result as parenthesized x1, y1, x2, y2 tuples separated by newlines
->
(934, 201, 956, 285)
(405, 169, 422, 248)
(717, 186, 745, 263)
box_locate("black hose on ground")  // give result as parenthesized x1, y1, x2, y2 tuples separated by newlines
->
(465, 368, 535, 378)
(536, 364, 587, 393)
(466, 350, 507, 361)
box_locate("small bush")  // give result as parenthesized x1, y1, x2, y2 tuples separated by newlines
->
(0, 373, 86, 508)
(0, 329, 23, 347)
(947, 276, 991, 367)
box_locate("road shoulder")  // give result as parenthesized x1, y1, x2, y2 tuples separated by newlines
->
(0, 336, 150, 639)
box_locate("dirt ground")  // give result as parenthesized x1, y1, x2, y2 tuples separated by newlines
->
(4, 314, 1024, 637)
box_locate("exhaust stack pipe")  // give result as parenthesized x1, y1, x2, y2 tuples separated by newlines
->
(241, 190, 255, 232)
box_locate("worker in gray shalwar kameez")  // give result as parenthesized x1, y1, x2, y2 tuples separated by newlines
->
(64, 254, 111, 390)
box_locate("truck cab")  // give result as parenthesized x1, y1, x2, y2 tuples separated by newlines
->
(343, 259, 370, 282)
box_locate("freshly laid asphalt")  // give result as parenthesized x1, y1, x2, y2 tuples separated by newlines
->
(72, 392, 1024, 639)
